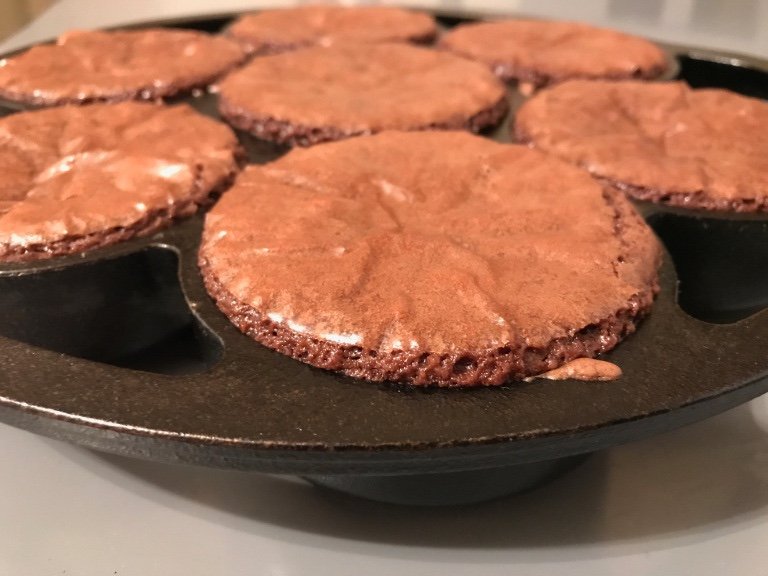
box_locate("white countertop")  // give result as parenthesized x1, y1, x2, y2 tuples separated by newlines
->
(1, 2, 767, 575)
(3, 397, 768, 575)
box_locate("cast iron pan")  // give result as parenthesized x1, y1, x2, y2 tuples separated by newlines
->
(1, 11, 767, 505)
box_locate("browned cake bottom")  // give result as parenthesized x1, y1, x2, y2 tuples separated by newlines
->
(239, 30, 438, 57)
(219, 94, 509, 147)
(608, 180, 768, 213)
(200, 261, 654, 386)
(0, 69, 239, 108)
(513, 130, 768, 213)
(492, 62, 668, 91)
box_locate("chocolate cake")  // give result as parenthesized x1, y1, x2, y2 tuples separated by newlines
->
(515, 80, 768, 211)
(199, 131, 661, 387)
(226, 5, 437, 54)
(0, 102, 241, 261)
(217, 42, 509, 146)
(439, 19, 667, 91)
(0, 28, 246, 106)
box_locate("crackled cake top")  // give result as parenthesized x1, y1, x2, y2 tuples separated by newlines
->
(0, 102, 240, 260)
(515, 81, 768, 209)
(200, 131, 660, 357)
(226, 5, 437, 54)
(439, 19, 667, 86)
(0, 28, 246, 106)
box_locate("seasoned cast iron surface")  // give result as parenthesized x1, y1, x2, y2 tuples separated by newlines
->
(0, 13, 767, 474)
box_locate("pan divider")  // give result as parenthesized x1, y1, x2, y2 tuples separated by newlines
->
(0, 245, 222, 375)
(647, 212, 768, 326)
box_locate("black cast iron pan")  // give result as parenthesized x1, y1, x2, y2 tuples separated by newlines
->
(0, 11, 767, 505)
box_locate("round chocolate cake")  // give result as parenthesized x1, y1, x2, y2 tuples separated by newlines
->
(0, 102, 241, 261)
(0, 28, 246, 106)
(515, 80, 768, 211)
(199, 131, 661, 387)
(217, 42, 509, 146)
(439, 19, 667, 90)
(226, 5, 437, 54)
